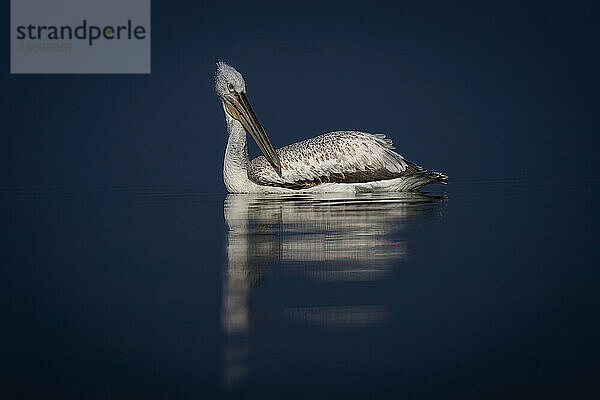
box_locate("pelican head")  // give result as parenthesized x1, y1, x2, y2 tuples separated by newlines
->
(215, 61, 281, 175)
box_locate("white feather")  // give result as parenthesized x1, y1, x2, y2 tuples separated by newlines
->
(248, 131, 412, 187)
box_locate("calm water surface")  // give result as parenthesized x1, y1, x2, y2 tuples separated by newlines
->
(1, 179, 598, 398)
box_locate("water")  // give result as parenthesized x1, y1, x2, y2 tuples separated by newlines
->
(1, 179, 598, 399)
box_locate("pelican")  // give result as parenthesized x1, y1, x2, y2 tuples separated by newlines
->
(215, 62, 447, 193)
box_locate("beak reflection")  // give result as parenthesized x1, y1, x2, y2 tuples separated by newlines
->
(224, 92, 282, 176)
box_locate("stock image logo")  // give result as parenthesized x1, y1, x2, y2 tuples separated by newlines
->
(15, 19, 147, 46)
(10, 0, 150, 74)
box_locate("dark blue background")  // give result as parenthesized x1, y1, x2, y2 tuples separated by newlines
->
(2, 1, 600, 399)
(2, 1, 599, 191)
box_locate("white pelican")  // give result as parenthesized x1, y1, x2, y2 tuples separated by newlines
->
(215, 62, 447, 193)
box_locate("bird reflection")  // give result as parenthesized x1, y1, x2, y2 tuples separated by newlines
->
(221, 192, 444, 388)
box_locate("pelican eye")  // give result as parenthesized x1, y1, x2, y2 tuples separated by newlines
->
(227, 83, 235, 92)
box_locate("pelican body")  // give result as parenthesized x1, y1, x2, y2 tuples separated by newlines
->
(216, 62, 447, 193)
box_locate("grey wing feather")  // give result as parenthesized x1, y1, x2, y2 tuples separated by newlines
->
(248, 131, 424, 189)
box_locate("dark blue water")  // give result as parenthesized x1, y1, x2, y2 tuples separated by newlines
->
(1, 179, 598, 399)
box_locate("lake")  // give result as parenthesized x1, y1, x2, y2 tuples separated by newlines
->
(1, 178, 598, 398)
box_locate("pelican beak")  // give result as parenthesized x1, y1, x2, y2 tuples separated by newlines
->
(223, 92, 282, 176)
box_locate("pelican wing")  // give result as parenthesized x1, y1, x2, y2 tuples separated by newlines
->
(247, 131, 423, 189)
